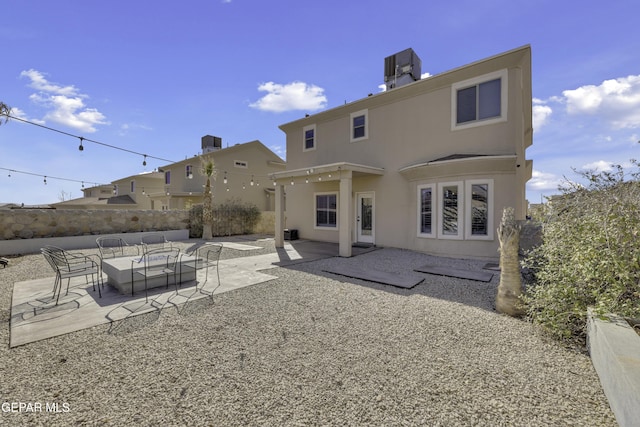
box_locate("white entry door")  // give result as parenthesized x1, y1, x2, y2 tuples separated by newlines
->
(356, 192, 374, 244)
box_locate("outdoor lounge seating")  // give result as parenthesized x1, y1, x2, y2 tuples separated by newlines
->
(41, 246, 101, 305)
(132, 247, 181, 303)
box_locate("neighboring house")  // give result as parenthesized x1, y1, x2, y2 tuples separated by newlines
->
(273, 45, 532, 259)
(147, 138, 285, 211)
(53, 173, 164, 210)
(54, 137, 286, 212)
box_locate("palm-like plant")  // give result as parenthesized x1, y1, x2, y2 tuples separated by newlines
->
(496, 207, 524, 316)
(201, 156, 216, 240)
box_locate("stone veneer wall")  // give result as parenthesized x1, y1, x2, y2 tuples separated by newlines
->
(0, 209, 190, 240)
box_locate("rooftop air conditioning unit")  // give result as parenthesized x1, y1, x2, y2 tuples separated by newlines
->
(384, 48, 422, 91)
(202, 135, 222, 153)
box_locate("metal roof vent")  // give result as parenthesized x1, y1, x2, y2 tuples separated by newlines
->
(384, 48, 422, 90)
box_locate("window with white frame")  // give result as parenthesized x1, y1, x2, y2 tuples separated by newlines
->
(438, 182, 463, 239)
(303, 124, 316, 151)
(417, 184, 435, 237)
(452, 69, 507, 129)
(350, 109, 368, 142)
(315, 193, 338, 228)
(465, 179, 493, 240)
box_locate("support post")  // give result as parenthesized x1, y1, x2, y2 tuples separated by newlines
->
(339, 171, 352, 257)
(275, 183, 285, 248)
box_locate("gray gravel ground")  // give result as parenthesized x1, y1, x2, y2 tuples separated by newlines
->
(0, 239, 616, 426)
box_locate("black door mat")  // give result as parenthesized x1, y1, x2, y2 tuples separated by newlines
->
(323, 265, 424, 289)
(414, 265, 494, 282)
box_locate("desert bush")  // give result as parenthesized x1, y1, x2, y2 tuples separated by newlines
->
(522, 161, 640, 346)
(189, 199, 260, 238)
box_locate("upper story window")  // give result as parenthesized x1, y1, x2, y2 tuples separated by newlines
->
(303, 124, 316, 151)
(130, 180, 135, 193)
(452, 69, 507, 130)
(234, 160, 248, 169)
(185, 164, 193, 179)
(350, 109, 368, 142)
(164, 171, 171, 185)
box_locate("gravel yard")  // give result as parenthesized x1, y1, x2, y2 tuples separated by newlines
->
(0, 239, 616, 426)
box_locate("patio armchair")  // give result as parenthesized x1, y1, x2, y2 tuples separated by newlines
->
(132, 247, 181, 303)
(96, 237, 140, 259)
(180, 243, 223, 298)
(140, 232, 173, 251)
(41, 246, 101, 305)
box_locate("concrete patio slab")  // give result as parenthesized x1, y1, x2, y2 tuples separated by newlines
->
(10, 255, 279, 347)
(323, 265, 424, 289)
(414, 264, 494, 282)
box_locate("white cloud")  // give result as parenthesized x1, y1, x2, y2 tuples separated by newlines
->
(532, 104, 552, 131)
(250, 81, 327, 113)
(563, 75, 640, 129)
(20, 69, 108, 133)
(581, 160, 614, 172)
(20, 69, 79, 96)
(527, 169, 562, 191)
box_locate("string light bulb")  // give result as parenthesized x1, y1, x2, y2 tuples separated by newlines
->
(78, 137, 84, 151)
(143, 155, 147, 166)
(250, 175, 255, 186)
(44, 176, 47, 185)
(223, 172, 228, 184)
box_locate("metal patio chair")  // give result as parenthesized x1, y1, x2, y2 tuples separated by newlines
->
(180, 243, 223, 298)
(96, 236, 140, 259)
(132, 247, 181, 303)
(140, 232, 173, 251)
(41, 246, 101, 305)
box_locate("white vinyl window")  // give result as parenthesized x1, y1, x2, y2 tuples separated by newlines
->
(451, 69, 508, 130)
(303, 124, 316, 151)
(350, 109, 368, 142)
(417, 184, 435, 238)
(315, 192, 338, 229)
(465, 179, 494, 240)
(438, 182, 463, 240)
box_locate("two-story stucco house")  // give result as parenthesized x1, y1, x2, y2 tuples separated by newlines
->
(273, 45, 532, 260)
(55, 137, 286, 212)
(149, 137, 286, 211)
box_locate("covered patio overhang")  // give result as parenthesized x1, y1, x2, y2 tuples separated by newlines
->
(271, 162, 385, 257)
(398, 154, 518, 181)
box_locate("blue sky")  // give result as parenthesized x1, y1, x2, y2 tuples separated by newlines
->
(1, 0, 639, 205)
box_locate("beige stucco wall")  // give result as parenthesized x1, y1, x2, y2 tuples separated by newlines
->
(0, 209, 189, 240)
(152, 141, 284, 212)
(278, 46, 532, 260)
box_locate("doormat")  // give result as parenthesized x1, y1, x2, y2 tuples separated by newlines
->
(414, 265, 494, 282)
(323, 265, 424, 289)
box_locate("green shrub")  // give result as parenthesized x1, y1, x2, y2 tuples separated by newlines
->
(189, 198, 261, 238)
(522, 162, 640, 347)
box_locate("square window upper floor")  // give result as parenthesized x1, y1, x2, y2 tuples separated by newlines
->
(451, 69, 508, 131)
(350, 109, 369, 142)
(303, 124, 316, 152)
